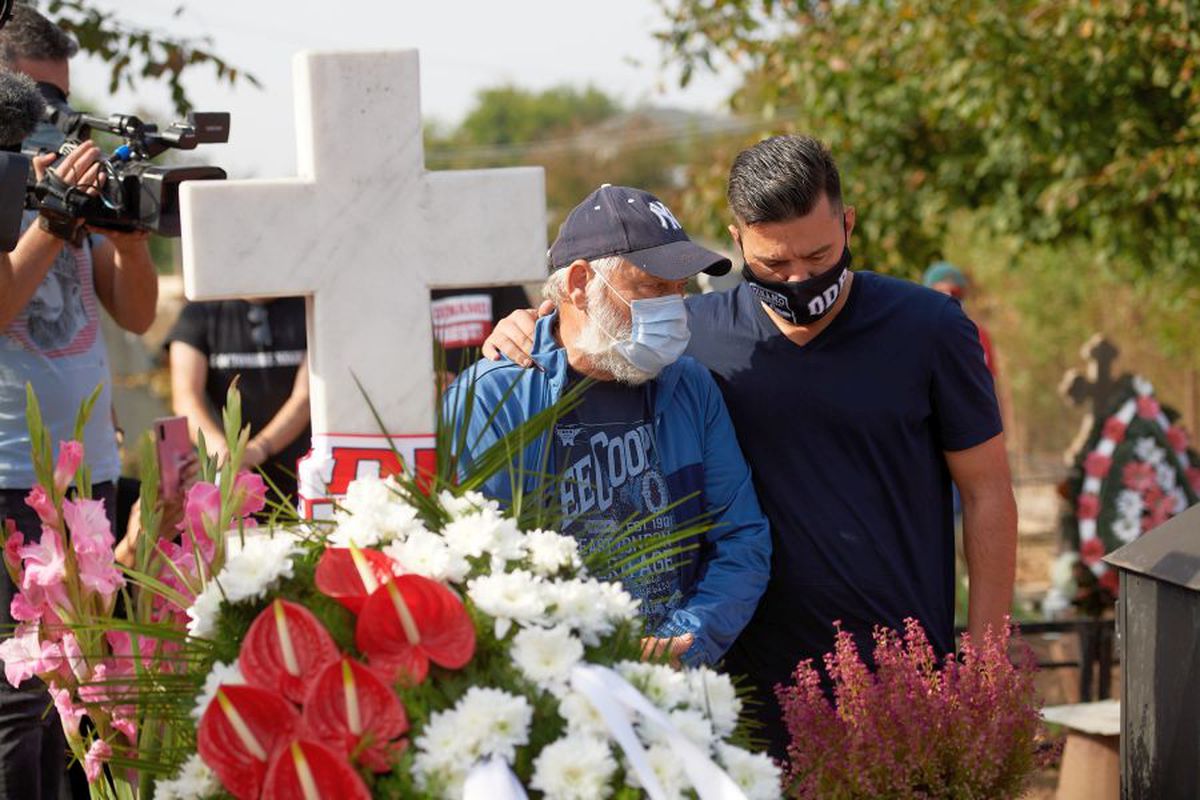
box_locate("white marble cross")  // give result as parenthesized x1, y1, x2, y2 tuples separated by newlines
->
(179, 50, 547, 516)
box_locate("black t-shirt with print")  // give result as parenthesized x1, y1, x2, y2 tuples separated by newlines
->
(166, 298, 310, 499)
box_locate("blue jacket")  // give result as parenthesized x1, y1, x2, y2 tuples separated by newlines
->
(445, 313, 771, 665)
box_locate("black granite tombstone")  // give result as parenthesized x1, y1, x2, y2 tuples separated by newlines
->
(1104, 504, 1200, 799)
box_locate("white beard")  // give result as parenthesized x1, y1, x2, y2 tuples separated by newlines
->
(573, 278, 657, 386)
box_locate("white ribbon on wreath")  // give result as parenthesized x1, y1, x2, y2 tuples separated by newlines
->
(458, 666, 748, 796)
(460, 663, 751, 800)
(569, 663, 748, 800)
(462, 756, 528, 800)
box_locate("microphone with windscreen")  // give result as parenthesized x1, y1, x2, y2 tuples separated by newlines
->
(0, 70, 45, 250)
(0, 70, 44, 146)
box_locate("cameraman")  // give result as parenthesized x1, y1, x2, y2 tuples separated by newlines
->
(0, 7, 157, 799)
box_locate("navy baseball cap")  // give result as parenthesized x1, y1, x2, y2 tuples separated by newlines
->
(548, 185, 732, 279)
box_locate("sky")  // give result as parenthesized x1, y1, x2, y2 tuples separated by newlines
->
(68, 0, 741, 179)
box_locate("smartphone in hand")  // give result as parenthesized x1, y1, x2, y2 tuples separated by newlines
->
(154, 416, 191, 500)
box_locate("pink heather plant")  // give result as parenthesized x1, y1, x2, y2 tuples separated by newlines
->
(776, 618, 1047, 799)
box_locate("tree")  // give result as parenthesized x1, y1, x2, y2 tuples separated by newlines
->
(451, 84, 618, 150)
(656, 0, 1200, 285)
(428, 84, 708, 238)
(39, 1, 259, 114)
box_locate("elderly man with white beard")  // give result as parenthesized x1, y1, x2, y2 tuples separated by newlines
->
(446, 185, 771, 667)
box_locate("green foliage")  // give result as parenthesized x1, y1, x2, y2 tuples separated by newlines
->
(656, 0, 1200, 286)
(427, 83, 711, 239)
(40, 0, 260, 115)
(449, 84, 619, 151)
(941, 210, 1200, 453)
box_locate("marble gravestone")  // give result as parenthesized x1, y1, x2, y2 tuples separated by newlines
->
(180, 50, 547, 518)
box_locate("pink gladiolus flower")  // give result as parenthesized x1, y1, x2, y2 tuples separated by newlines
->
(1166, 425, 1189, 453)
(232, 471, 267, 518)
(76, 554, 123, 598)
(0, 624, 61, 687)
(1188, 467, 1200, 494)
(9, 592, 42, 622)
(182, 482, 221, 563)
(106, 631, 156, 673)
(24, 486, 57, 526)
(78, 662, 118, 706)
(156, 540, 198, 579)
(59, 632, 87, 682)
(63, 498, 114, 557)
(50, 684, 86, 739)
(1136, 396, 1161, 420)
(15, 579, 66, 623)
(53, 441, 83, 494)
(2, 523, 23, 573)
(19, 528, 67, 602)
(62, 499, 123, 598)
(83, 738, 111, 783)
(111, 714, 137, 746)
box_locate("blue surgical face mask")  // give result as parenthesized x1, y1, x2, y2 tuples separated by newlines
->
(591, 268, 691, 376)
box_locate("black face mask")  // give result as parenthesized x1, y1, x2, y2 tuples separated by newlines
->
(742, 242, 852, 325)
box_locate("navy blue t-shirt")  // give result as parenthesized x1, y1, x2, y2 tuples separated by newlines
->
(550, 371, 686, 629)
(684, 273, 1000, 743)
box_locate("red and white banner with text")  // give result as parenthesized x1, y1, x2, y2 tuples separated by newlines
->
(296, 432, 437, 520)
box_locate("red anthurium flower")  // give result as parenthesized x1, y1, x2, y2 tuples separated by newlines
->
(240, 599, 339, 704)
(315, 544, 399, 614)
(356, 574, 476, 685)
(198, 684, 300, 800)
(262, 739, 371, 800)
(303, 657, 409, 772)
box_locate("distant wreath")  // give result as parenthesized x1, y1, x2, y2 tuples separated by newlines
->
(1075, 377, 1200, 592)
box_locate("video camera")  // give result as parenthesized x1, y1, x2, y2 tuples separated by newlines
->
(29, 87, 229, 239)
